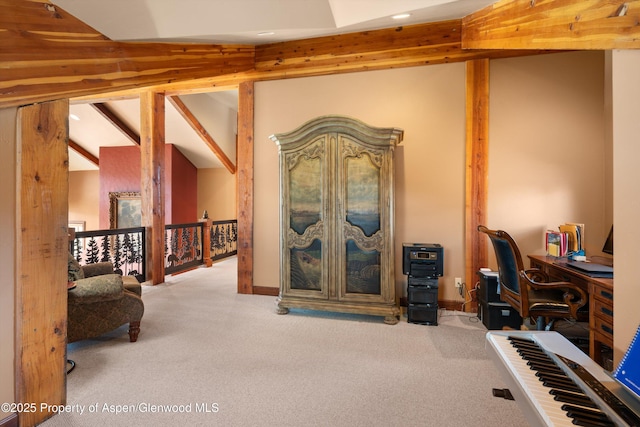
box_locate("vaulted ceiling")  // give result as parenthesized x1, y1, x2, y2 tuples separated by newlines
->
(53, 0, 497, 44)
(53, 0, 498, 171)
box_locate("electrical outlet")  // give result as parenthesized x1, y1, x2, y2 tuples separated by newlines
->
(455, 277, 463, 296)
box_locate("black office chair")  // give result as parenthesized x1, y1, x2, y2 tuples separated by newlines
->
(478, 225, 588, 331)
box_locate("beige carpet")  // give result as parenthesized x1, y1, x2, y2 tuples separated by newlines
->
(42, 257, 528, 426)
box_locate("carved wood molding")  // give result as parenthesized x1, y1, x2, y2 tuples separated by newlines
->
(287, 221, 325, 249)
(343, 225, 384, 253)
(342, 139, 384, 168)
(285, 140, 325, 170)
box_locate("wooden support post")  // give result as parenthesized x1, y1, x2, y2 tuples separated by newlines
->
(0, 108, 17, 427)
(237, 81, 254, 294)
(15, 100, 69, 426)
(201, 218, 213, 267)
(140, 92, 166, 285)
(465, 59, 490, 312)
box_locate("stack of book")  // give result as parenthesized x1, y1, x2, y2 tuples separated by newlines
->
(546, 230, 568, 257)
(546, 223, 584, 257)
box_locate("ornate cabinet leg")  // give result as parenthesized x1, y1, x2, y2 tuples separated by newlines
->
(384, 315, 399, 325)
(275, 298, 289, 315)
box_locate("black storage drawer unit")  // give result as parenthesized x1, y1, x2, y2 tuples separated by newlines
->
(407, 276, 438, 305)
(408, 304, 438, 326)
(407, 286, 438, 305)
(407, 276, 438, 321)
(477, 270, 501, 303)
(403, 243, 443, 326)
(407, 276, 438, 287)
(478, 302, 522, 330)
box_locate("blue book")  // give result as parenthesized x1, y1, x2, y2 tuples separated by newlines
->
(614, 324, 640, 399)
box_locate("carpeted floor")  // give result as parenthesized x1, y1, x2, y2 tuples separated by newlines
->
(42, 257, 528, 426)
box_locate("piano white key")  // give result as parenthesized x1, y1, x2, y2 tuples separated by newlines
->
(488, 333, 585, 426)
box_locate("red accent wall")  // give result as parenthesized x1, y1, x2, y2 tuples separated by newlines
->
(99, 144, 197, 229)
(168, 144, 197, 223)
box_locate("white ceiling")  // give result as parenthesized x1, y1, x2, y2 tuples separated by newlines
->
(53, 0, 495, 44)
(55, 0, 496, 171)
(68, 91, 238, 171)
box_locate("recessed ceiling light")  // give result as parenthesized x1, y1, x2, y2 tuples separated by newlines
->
(258, 31, 275, 36)
(392, 13, 411, 20)
(69, 114, 80, 121)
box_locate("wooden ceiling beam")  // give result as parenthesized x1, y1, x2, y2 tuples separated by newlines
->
(0, 0, 254, 109)
(167, 96, 236, 174)
(91, 103, 141, 146)
(254, 20, 475, 78)
(462, 0, 640, 50)
(149, 20, 550, 96)
(68, 138, 99, 166)
(242, 20, 547, 81)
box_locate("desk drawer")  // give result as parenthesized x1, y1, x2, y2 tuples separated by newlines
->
(592, 315, 614, 341)
(592, 285, 614, 304)
(593, 298, 614, 323)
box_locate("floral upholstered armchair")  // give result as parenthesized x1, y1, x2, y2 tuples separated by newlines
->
(67, 254, 144, 343)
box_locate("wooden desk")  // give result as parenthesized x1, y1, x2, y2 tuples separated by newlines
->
(528, 255, 614, 368)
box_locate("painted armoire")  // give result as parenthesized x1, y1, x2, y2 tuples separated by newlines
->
(270, 115, 403, 324)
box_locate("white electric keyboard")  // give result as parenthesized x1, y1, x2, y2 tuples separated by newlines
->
(486, 331, 640, 427)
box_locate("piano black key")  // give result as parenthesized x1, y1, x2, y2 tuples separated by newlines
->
(550, 389, 599, 409)
(526, 360, 566, 374)
(507, 336, 536, 343)
(512, 342, 548, 354)
(566, 412, 614, 426)
(539, 376, 581, 390)
(536, 370, 573, 382)
(542, 379, 584, 394)
(514, 344, 547, 353)
(513, 344, 547, 355)
(526, 359, 564, 372)
(561, 404, 615, 425)
(526, 359, 564, 371)
(510, 342, 548, 354)
(570, 419, 616, 427)
(517, 349, 555, 362)
(509, 337, 536, 344)
(534, 371, 576, 384)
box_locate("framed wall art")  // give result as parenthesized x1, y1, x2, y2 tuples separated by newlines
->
(109, 191, 141, 229)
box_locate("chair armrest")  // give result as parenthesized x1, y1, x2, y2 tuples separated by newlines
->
(521, 272, 588, 319)
(524, 268, 550, 283)
(121, 275, 142, 296)
(82, 262, 115, 278)
(68, 274, 124, 305)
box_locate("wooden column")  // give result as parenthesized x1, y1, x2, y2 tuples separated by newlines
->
(140, 92, 166, 285)
(201, 218, 213, 267)
(465, 59, 490, 312)
(0, 108, 17, 427)
(237, 81, 254, 294)
(15, 100, 69, 426)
